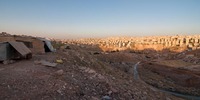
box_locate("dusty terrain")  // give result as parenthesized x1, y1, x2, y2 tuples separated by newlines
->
(0, 43, 187, 100)
(137, 49, 200, 96)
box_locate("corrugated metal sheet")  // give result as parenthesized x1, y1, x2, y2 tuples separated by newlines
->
(8, 42, 31, 56)
(0, 43, 9, 60)
(38, 38, 56, 52)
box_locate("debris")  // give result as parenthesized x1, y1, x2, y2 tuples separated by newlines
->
(3, 60, 15, 65)
(34, 60, 57, 67)
(56, 59, 63, 64)
(38, 38, 56, 52)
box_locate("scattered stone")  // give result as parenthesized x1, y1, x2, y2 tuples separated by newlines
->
(102, 95, 111, 100)
(166, 97, 172, 100)
(34, 60, 57, 67)
(87, 69, 96, 74)
(108, 91, 112, 95)
(79, 67, 96, 74)
(55, 69, 64, 76)
(3, 60, 15, 65)
(97, 74, 105, 80)
(91, 96, 99, 100)
(110, 87, 118, 93)
(56, 89, 63, 95)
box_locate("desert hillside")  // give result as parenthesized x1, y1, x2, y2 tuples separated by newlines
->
(1, 33, 200, 100)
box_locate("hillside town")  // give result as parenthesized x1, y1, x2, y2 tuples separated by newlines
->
(0, 32, 200, 100)
(67, 35, 200, 52)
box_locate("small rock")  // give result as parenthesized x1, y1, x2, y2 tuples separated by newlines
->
(143, 92, 147, 95)
(166, 97, 171, 100)
(85, 68, 96, 74)
(97, 74, 105, 80)
(55, 69, 64, 76)
(102, 95, 111, 100)
(3, 60, 15, 64)
(91, 96, 99, 100)
(3, 60, 9, 65)
(56, 89, 63, 95)
(108, 91, 112, 95)
(110, 87, 118, 93)
(112, 77, 116, 80)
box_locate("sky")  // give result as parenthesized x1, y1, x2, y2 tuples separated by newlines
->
(0, 0, 200, 39)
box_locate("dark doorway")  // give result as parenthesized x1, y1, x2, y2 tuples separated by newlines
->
(44, 42, 51, 52)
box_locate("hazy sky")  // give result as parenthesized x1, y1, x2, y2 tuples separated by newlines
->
(0, 0, 200, 39)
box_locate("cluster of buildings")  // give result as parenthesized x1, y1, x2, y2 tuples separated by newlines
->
(68, 35, 200, 51)
(0, 32, 55, 61)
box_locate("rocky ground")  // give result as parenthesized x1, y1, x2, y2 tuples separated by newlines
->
(0, 43, 188, 100)
(137, 48, 200, 97)
(139, 61, 200, 96)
